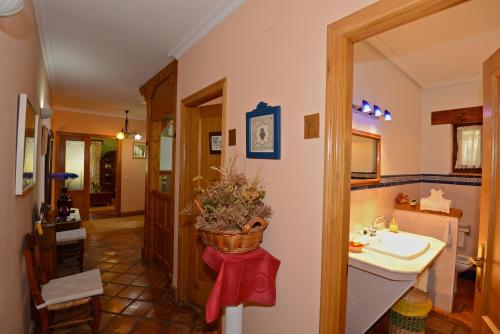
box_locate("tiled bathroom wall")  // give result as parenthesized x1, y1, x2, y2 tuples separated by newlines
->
(350, 183, 420, 239)
(420, 183, 481, 257)
(350, 175, 481, 258)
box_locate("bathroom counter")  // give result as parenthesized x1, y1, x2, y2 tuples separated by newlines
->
(394, 203, 463, 218)
(348, 231, 446, 280)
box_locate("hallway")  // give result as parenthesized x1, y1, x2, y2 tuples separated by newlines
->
(54, 225, 215, 334)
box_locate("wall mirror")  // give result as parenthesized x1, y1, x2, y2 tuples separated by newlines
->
(16, 93, 39, 195)
(351, 129, 381, 185)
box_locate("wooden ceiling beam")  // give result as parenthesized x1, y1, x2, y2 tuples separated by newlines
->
(431, 106, 483, 125)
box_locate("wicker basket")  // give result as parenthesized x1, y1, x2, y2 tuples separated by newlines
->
(388, 288, 432, 334)
(199, 217, 268, 254)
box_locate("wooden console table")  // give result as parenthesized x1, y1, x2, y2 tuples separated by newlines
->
(39, 209, 82, 278)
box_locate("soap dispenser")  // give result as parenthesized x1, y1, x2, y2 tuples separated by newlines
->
(389, 216, 399, 233)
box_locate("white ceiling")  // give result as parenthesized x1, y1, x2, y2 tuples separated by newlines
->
(367, 0, 500, 89)
(34, 0, 244, 117)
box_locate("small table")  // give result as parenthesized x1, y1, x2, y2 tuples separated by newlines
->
(55, 209, 82, 231)
(39, 209, 83, 278)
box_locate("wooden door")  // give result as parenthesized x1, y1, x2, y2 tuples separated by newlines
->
(57, 134, 90, 219)
(140, 60, 177, 278)
(472, 48, 500, 334)
(147, 116, 176, 283)
(186, 104, 222, 306)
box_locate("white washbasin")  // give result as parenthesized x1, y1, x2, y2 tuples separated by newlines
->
(356, 230, 430, 260)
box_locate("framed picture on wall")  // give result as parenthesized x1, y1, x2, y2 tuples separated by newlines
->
(209, 131, 222, 154)
(15, 93, 39, 195)
(133, 142, 147, 159)
(246, 101, 281, 159)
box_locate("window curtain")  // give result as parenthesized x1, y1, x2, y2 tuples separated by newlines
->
(456, 125, 482, 169)
(90, 140, 103, 193)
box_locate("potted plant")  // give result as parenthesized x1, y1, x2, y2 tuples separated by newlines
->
(184, 156, 272, 253)
(49, 172, 79, 218)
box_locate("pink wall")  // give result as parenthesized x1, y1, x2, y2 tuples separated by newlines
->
(52, 110, 147, 213)
(353, 42, 422, 175)
(420, 80, 482, 174)
(175, 0, 377, 332)
(0, 0, 52, 332)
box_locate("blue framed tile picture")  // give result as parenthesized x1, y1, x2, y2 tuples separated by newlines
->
(246, 102, 281, 159)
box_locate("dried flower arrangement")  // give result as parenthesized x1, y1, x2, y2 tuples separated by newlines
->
(185, 155, 272, 233)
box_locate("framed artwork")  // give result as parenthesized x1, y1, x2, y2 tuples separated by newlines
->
(209, 131, 222, 154)
(246, 101, 281, 159)
(133, 142, 147, 159)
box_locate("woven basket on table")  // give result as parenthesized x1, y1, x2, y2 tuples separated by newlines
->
(199, 217, 268, 254)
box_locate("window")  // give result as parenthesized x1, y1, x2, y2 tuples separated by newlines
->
(453, 124, 482, 174)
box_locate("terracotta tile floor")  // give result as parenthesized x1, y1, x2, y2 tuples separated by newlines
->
(53, 227, 217, 334)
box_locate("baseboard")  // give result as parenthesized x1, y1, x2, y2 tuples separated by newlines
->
(120, 210, 145, 217)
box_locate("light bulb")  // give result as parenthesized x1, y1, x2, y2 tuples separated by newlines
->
(384, 110, 392, 121)
(374, 105, 383, 117)
(134, 133, 142, 141)
(361, 100, 372, 113)
(116, 131, 125, 140)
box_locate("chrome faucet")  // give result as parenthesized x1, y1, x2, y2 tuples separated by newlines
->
(367, 215, 388, 236)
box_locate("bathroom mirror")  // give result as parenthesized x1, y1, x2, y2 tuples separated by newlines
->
(351, 129, 381, 185)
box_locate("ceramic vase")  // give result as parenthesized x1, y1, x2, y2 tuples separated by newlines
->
(57, 188, 73, 218)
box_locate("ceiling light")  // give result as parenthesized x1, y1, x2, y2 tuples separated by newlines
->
(116, 131, 125, 140)
(116, 110, 141, 140)
(0, 0, 24, 17)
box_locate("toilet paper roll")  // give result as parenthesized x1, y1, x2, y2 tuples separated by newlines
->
(458, 230, 466, 248)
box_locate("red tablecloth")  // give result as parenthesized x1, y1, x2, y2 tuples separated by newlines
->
(202, 246, 281, 323)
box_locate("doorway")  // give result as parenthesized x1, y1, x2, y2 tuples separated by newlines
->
(318, 1, 500, 333)
(178, 78, 227, 307)
(55, 132, 122, 220)
(89, 137, 120, 219)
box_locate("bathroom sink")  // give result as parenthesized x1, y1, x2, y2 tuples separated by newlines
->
(357, 230, 430, 260)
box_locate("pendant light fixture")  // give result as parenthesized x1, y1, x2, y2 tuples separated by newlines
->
(116, 110, 141, 140)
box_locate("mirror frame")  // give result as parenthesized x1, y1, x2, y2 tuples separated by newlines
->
(351, 129, 381, 186)
(15, 93, 39, 196)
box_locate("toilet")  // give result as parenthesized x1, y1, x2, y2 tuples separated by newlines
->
(455, 254, 473, 273)
(455, 254, 473, 293)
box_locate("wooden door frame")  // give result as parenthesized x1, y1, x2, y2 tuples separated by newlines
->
(54, 131, 122, 218)
(320, 0, 469, 332)
(177, 78, 227, 301)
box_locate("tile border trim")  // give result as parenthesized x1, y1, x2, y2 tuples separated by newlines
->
(351, 174, 482, 191)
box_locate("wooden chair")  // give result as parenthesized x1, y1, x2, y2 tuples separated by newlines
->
(56, 228, 86, 273)
(23, 233, 102, 334)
